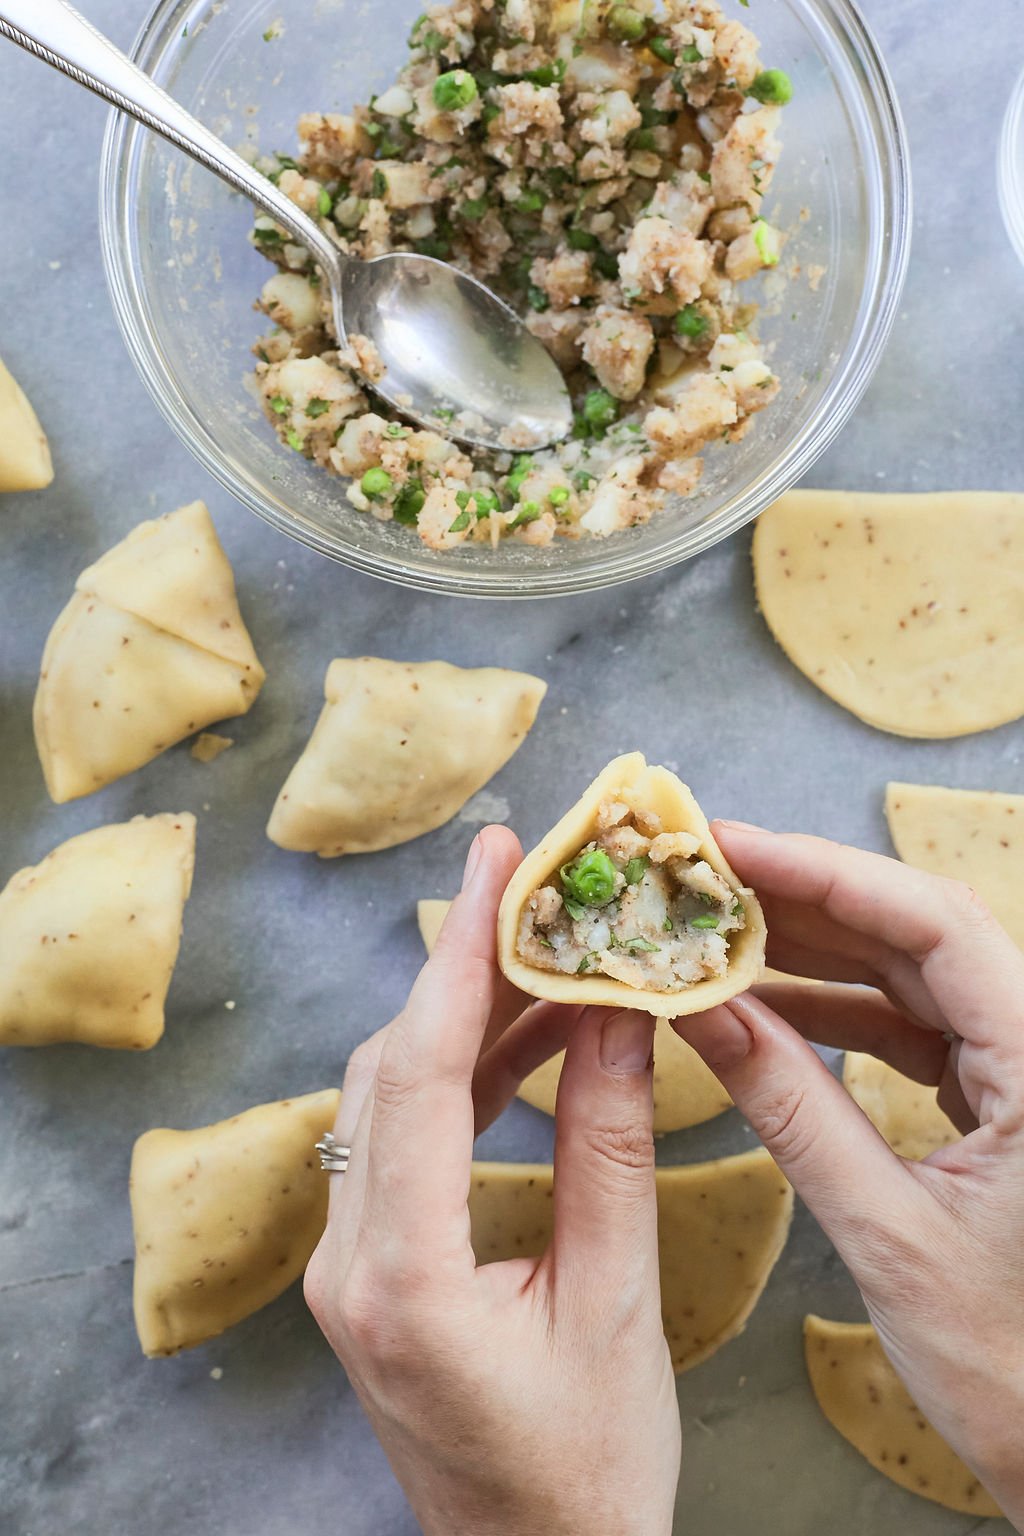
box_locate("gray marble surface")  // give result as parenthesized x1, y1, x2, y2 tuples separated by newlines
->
(1, 2, 1022, 1533)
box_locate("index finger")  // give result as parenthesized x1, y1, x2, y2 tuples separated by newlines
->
(714, 822, 1024, 1053)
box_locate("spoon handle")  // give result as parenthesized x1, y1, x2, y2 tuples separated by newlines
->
(0, 0, 344, 277)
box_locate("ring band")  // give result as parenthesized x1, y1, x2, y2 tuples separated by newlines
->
(316, 1132, 351, 1173)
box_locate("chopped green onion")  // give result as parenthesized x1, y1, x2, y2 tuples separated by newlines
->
(581, 388, 619, 434)
(607, 5, 647, 41)
(640, 104, 676, 128)
(435, 406, 455, 423)
(548, 485, 570, 507)
(392, 479, 425, 524)
(515, 189, 545, 213)
(573, 469, 597, 492)
(361, 466, 393, 498)
(269, 395, 289, 415)
(560, 848, 617, 907)
(622, 855, 649, 886)
(629, 128, 658, 152)
(434, 69, 479, 110)
(691, 914, 720, 929)
(649, 35, 676, 65)
(415, 237, 451, 259)
(748, 68, 793, 105)
(753, 218, 781, 266)
(506, 454, 534, 497)
(449, 506, 473, 533)
(285, 427, 303, 451)
(623, 936, 660, 952)
(461, 196, 489, 220)
(567, 226, 598, 251)
(675, 304, 708, 339)
(538, 935, 555, 949)
(524, 57, 567, 86)
(364, 121, 384, 139)
(482, 102, 501, 128)
(252, 226, 284, 244)
(577, 951, 600, 973)
(509, 499, 541, 528)
(662, 917, 674, 932)
(385, 422, 410, 438)
(681, 43, 702, 63)
(457, 487, 500, 518)
(317, 187, 333, 217)
(731, 899, 745, 918)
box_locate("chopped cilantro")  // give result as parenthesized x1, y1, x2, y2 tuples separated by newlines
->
(681, 43, 702, 63)
(691, 914, 720, 930)
(371, 170, 388, 200)
(460, 196, 489, 220)
(563, 895, 586, 922)
(392, 479, 425, 524)
(527, 284, 550, 312)
(623, 937, 660, 952)
(622, 855, 649, 886)
(577, 951, 600, 973)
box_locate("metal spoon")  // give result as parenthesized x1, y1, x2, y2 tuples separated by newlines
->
(0, 0, 574, 452)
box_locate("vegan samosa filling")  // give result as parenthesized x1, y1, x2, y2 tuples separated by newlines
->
(516, 798, 749, 991)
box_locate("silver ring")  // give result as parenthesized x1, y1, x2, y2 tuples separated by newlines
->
(316, 1132, 351, 1173)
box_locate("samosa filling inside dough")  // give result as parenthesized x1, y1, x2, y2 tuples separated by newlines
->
(516, 799, 750, 992)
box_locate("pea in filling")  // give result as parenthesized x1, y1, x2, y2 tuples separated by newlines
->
(516, 798, 749, 992)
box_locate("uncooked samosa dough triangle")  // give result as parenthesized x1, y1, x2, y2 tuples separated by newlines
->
(76, 501, 264, 671)
(268, 657, 547, 856)
(753, 490, 1024, 738)
(417, 898, 732, 1132)
(842, 1053, 958, 1162)
(470, 1150, 792, 1373)
(498, 753, 765, 1018)
(34, 596, 260, 803)
(131, 1088, 340, 1357)
(804, 1316, 1001, 1517)
(0, 814, 195, 1049)
(886, 781, 1024, 948)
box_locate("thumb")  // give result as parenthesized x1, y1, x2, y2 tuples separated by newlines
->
(671, 993, 923, 1252)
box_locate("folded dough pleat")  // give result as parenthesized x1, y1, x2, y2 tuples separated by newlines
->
(130, 1088, 340, 1356)
(34, 501, 265, 803)
(498, 752, 766, 1018)
(267, 657, 546, 856)
(471, 1150, 793, 1374)
(0, 813, 195, 1049)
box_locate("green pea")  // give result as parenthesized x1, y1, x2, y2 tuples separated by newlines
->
(681, 43, 702, 63)
(748, 68, 793, 105)
(361, 466, 393, 498)
(305, 397, 330, 418)
(691, 914, 720, 930)
(433, 69, 479, 110)
(392, 479, 425, 524)
(316, 187, 333, 217)
(548, 486, 570, 507)
(582, 388, 619, 433)
(560, 848, 617, 907)
(285, 428, 303, 452)
(674, 304, 708, 339)
(607, 5, 647, 42)
(648, 35, 676, 65)
(506, 455, 533, 498)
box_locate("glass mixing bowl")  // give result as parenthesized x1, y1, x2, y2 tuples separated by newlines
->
(100, 0, 910, 598)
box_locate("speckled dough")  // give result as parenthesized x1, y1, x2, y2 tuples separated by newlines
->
(842, 1053, 958, 1162)
(130, 1088, 341, 1357)
(753, 489, 1024, 739)
(0, 353, 53, 491)
(0, 814, 195, 1049)
(418, 898, 732, 1131)
(267, 657, 546, 856)
(470, 1150, 793, 1373)
(886, 781, 1024, 949)
(804, 1316, 1001, 1517)
(33, 501, 265, 803)
(497, 752, 765, 1017)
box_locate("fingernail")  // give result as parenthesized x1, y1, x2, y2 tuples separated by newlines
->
(462, 833, 485, 890)
(715, 819, 768, 834)
(600, 1010, 655, 1075)
(673, 1004, 753, 1069)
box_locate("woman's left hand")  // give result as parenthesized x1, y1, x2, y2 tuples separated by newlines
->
(305, 825, 681, 1536)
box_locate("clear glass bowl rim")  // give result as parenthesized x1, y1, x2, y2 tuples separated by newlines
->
(99, 0, 912, 600)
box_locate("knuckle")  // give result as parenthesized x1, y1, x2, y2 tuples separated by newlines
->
(337, 1258, 439, 1365)
(755, 1083, 815, 1166)
(371, 1033, 421, 1116)
(938, 876, 994, 933)
(302, 1248, 331, 1323)
(582, 1120, 656, 1176)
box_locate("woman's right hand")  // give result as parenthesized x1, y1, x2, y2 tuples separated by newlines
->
(671, 823, 1024, 1528)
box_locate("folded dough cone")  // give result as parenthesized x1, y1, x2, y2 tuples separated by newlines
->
(886, 781, 1024, 949)
(417, 898, 732, 1132)
(34, 501, 265, 803)
(470, 1151, 792, 1373)
(497, 753, 766, 1018)
(0, 354, 53, 491)
(131, 1088, 340, 1356)
(268, 657, 546, 857)
(753, 490, 1024, 739)
(0, 814, 195, 1049)
(842, 1053, 958, 1162)
(804, 1316, 1001, 1518)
